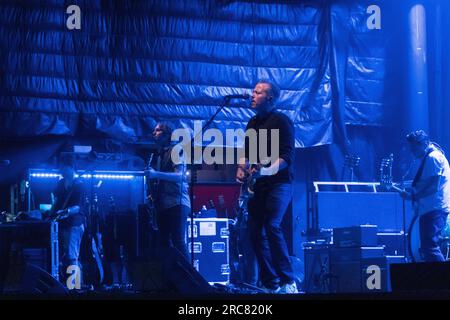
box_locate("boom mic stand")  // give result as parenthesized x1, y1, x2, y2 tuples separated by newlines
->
(81, 163, 105, 289)
(188, 96, 234, 267)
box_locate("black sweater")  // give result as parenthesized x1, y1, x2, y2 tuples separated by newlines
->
(244, 110, 295, 186)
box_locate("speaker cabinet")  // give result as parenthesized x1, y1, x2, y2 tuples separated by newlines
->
(303, 245, 331, 293)
(391, 262, 450, 291)
(21, 264, 68, 294)
(130, 248, 214, 295)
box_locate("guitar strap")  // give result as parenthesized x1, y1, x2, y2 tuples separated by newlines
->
(156, 151, 162, 171)
(412, 148, 434, 188)
(147, 150, 161, 204)
(55, 180, 77, 217)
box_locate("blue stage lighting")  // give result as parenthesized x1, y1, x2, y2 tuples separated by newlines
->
(30, 173, 61, 178)
(30, 172, 134, 180)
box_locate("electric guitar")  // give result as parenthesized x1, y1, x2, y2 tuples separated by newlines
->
(50, 206, 80, 221)
(236, 160, 270, 198)
(379, 154, 414, 198)
(379, 154, 421, 262)
(341, 154, 360, 181)
(48, 184, 80, 221)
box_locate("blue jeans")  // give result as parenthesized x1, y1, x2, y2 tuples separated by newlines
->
(248, 183, 294, 289)
(419, 210, 449, 262)
(60, 224, 85, 270)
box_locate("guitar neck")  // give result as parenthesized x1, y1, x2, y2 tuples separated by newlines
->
(390, 184, 404, 193)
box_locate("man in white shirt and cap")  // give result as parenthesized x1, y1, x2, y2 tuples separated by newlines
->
(402, 130, 450, 262)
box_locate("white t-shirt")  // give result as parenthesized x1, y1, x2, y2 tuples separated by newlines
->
(414, 146, 450, 216)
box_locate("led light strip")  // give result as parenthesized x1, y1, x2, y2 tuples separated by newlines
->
(30, 173, 61, 178)
(30, 173, 135, 180)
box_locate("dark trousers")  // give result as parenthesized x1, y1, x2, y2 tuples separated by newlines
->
(157, 204, 189, 260)
(419, 210, 449, 262)
(237, 216, 259, 286)
(248, 183, 294, 289)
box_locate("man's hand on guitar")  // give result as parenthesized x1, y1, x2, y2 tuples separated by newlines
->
(48, 208, 68, 221)
(249, 165, 266, 180)
(236, 166, 247, 184)
(48, 205, 80, 221)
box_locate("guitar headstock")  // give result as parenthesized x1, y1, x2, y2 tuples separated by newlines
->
(344, 154, 361, 169)
(341, 154, 360, 181)
(380, 154, 394, 187)
(380, 154, 393, 168)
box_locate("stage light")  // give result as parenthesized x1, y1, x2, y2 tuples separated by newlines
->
(92, 174, 134, 180)
(30, 172, 135, 180)
(30, 173, 61, 178)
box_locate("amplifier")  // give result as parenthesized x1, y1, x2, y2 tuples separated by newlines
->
(0, 221, 59, 292)
(303, 243, 331, 293)
(377, 231, 406, 256)
(187, 218, 229, 284)
(391, 262, 450, 292)
(330, 246, 385, 263)
(361, 256, 406, 292)
(330, 255, 406, 293)
(317, 191, 413, 230)
(333, 225, 378, 248)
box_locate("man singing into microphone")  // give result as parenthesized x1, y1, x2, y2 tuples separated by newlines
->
(236, 80, 297, 293)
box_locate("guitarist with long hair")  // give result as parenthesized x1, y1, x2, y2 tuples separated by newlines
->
(401, 130, 450, 261)
(145, 122, 191, 260)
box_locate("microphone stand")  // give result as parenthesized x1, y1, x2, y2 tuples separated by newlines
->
(400, 159, 413, 261)
(401, 187, 408, 260)
(188, 96, 234, 267)
(83, 165, 104, 288)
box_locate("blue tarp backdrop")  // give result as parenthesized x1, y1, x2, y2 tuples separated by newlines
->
(0, 0, 392, 148)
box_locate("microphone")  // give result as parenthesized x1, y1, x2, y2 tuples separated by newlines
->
(224, 94, 250, 100)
